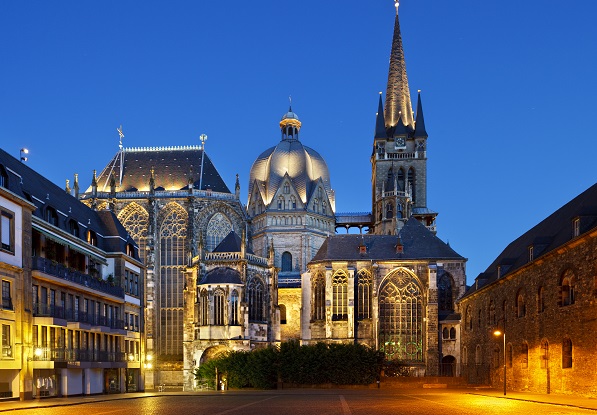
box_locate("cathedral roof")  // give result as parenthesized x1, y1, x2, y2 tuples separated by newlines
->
(88, 146, 230, 193)
(199, 267, 243, 285)
(248, 110, 332, 205)
(310, 218, 464, 262)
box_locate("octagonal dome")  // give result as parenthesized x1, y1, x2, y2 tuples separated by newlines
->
(248, 110, 332, 206)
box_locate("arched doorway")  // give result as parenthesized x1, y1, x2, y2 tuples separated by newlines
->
(441, 355, 456, 377)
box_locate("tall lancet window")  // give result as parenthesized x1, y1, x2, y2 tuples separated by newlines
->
(158, 202, 187, 357)
(378, 268, 423, 362)
(118, 202, 149, 265)
(407, 168, 416, 203)
(230, 290, 239, 325)
(247, 277, 265, 322)
(206, 213, 232, 252)
(213, 289, 225, 326)
(357, 270, 372, 320)
(332, 270, 348, 320)
(312, 272, 325, 321)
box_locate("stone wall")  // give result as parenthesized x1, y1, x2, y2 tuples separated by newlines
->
(459, 233, 597, 397)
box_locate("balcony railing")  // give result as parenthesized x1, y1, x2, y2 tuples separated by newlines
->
(375, 151, 426, 161)
(32, 256, 124, 298)
(31, 347, 127, 363)
(32, 304, 124, 330)
(1, 345, 12, 358)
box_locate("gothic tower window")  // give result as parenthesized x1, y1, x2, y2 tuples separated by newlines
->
(247, 277, 265, 322)
(230, 290, 239, 325)
(213, 289, 225, 326)
(378, 268, 423, 361)
(332, 270, 348, 320)
(312, 272, 325, 321)
(158, 202, 187, 356)
(281, 251, 292, 273)
(385, 202, 393, 219)
(437, 272, 454, 313)
(407, 167, 416, 203)
(397, 168, 405, 191)
(206, 213, 232, 252)
(357, 270, 372, 320)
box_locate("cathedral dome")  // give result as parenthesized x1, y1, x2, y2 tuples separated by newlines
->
(248, 109, 332, 206)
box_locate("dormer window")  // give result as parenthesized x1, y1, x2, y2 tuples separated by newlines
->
(45, 207, 59, 226)
(573, 218, 580, 237)
(68, 220, 79, 238)
(126, 243, 135, 257)
(497, 266, 501, 279)
(87, 230, 97, 246)
(528, 246, 534, 262)
(0, 166, 8, 188)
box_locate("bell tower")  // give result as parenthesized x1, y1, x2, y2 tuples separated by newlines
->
(371, 1, 436, 235)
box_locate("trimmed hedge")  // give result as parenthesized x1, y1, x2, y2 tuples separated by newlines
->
(194, 341, 384, 389)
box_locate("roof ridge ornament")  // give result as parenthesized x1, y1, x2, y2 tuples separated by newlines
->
(395, 0, 399, 15)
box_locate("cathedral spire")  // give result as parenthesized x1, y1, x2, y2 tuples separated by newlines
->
(374, 92, 388, 139)
(414, 90, 428, 138)
(384, 1, 414, 130)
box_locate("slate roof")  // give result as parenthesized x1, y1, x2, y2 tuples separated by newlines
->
(462, 182, 597, 299)
(199, 267, 243, 285)
(0, 147, 139, 259)
(311, 217, 464, 262)
(90, 146, 230, 193)
(212, 231, 255, 255)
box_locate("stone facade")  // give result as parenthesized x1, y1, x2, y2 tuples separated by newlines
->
(458, 184, 597, 397)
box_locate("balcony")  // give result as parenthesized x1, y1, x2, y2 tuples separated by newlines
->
(31, 347, 127, 363)
(32, 256, 124, 298)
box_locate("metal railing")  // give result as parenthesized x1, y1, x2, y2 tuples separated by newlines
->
(31, 347, 127, 363)
(32, 256, 124, 298)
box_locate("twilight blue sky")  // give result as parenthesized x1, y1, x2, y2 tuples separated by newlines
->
(1, 1, 596, 284)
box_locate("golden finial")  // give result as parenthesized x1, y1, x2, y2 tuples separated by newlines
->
(395, 0, 399, 15)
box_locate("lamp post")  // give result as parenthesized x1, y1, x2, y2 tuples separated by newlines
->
(493, 322, 506, 396)
(20, 148, 29, 162)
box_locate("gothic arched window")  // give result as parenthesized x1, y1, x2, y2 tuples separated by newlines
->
(562, 337, 572, 369)
(206, 213, 232, 252)
(200, 289, 208, 325)
(281, 251, 292, 273)
(247, 277, 265, 322)
(541, 339, 549, 369)
(158, 202, 187, 356)
(385, 203, 393, 219)
(213, 289, 225, 326)
(290, 196, 297, 209)
(378, 268, 423, 361)
(118, 202, 149, 264)
(277, 197, 284, 210)
(230, 290, 239, 325)
(560, 269, 576, 306)
(283, 183, 290, 194)
(437, 272, 454, 313)
(517, 290, 526, 317)
(312, 272, 325, 321)
(397, 168, 405, 191)
(332, 270, 348, 320)
(357, 270, 372, 320)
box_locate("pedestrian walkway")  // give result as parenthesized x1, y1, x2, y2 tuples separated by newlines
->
(467, 388, 597, 411)
(1, 388, 596, 413)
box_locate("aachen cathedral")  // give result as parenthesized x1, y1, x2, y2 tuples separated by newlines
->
(81, 1, 466, 389)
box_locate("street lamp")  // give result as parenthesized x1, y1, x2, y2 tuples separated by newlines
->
(493, 324, 506, 396)
(20, 148, 29, 162)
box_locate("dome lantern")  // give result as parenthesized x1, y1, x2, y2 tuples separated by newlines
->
(280, 106, 302, 141)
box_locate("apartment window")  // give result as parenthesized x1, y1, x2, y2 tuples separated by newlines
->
(45, 207, 59, 226)
(86, 230, 97, 246)
(1, 209, 14, 253)
(1, 325, 11, 358)
(134, 273, 139, 296)
(562, 337, 572, 369)
(1, 281, 11, 310)
(125, 312, 129, 329)
(0, 166, 7, 188)
(125, 270, 130, 294)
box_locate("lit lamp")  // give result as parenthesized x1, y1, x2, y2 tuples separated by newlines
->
(20, 148, 29, 162)
(144, 353, 153, 369)
(128, 353, 135, 362)
(493, 325, 506, 396)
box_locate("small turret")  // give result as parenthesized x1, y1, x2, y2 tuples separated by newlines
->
(91, 170, 97, 196)
(235, 174, 240, 200)
(414, 90, 428, 138)
(73, 174, 79, 199)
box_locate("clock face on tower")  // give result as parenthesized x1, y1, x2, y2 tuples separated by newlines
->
(395, 136, 406, 148)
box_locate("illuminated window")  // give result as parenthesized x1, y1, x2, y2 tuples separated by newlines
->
(407, 167, 416, 202)
(117, 202, 148, 264)
(562, 337, 572, 369)
(86, 230, 98, 246)
(247, 277, 265, 322)
(206, 213, 231, 252)
(332, 270, 348, 320)
(213, 289, 225, 326)
(1, 324, 11, 357)
(230, 290, 239, 325)
(279, 304, 287, 325)
(357, 270, 372, 320)
(199, 289, 208, 325)
(385, 203, 393, 219)
(312, 272, 325, 321)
